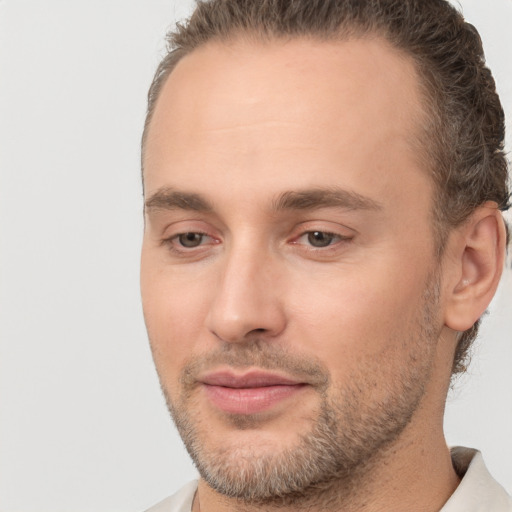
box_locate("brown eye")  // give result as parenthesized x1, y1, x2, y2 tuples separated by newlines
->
(177, 232, 205, 248)
(307, 231, 337, 247)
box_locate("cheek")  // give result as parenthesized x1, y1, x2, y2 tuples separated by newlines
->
(287, 270, 433, 406)
(287, 260, 430, 361)
(141, 255, 211, 380)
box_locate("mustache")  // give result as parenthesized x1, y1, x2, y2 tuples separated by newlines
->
(180, 341, 331, 391)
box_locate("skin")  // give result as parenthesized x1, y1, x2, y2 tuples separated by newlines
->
(141, 37, 506, 512)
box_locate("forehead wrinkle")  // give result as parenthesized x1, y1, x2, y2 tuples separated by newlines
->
(145, 186, 213, 212)
(272, 187, 383, 212)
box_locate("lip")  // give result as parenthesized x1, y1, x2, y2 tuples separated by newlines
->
(200, 370, 307, 415)
(201, 370, 302, 388)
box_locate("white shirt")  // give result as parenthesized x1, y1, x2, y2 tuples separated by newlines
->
(144, 447, 512, 512)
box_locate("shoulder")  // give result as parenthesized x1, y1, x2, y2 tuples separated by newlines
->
(143, 480, 198, 512)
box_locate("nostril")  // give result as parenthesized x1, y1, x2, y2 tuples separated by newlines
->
(250, 328, 267, 334)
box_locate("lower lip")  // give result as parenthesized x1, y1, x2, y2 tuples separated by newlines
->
(203, 384, 306, 415)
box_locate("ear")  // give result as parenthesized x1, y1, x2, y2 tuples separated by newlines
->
(443, 202, 507, 332)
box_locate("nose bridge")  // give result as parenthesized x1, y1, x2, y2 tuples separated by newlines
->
(206, 234, 286, 342)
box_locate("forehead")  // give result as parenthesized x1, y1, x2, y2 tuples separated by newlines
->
(143, 36, 430, 213)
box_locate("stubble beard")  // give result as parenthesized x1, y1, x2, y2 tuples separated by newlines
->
(158, 276, 442, 507)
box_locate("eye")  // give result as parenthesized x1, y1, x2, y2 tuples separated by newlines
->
(176, 232, 208, 248)
(290, 227, 353, 253)
(305, 231, 339, 248)
(160, 225, 221, 258)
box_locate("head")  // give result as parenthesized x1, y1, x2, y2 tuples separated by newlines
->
(142, 0, 510, 375)
(140, 0, 508, 506)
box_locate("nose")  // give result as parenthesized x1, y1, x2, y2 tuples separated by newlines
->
(205, 243, 287, 343)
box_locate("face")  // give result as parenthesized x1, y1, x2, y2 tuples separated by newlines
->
(141, 37, 445, 502)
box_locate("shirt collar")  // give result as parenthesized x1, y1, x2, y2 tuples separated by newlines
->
(440, 447, 512, 511)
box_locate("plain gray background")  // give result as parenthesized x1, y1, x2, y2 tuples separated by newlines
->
(0, 1, 511, 511)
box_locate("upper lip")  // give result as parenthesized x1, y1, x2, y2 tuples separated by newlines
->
(200, 370, 303, 388)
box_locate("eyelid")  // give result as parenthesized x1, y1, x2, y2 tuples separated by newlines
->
(159, 218, 219, 240)
(290, 220, 355, 239)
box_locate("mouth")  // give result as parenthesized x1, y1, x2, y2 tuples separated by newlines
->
(199, 370, 308, 415)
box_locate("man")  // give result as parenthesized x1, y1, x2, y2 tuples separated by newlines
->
(140, 0, 511, 510)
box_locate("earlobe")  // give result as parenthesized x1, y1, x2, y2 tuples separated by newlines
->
(444, 202, 506, 332)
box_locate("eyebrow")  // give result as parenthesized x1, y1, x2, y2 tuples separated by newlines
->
(272, 188, 383, 212)
(144, 186, 382, 214)
(145, 187, 213, 212)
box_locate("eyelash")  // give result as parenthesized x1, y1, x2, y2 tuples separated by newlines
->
(161, 229, 352, 257)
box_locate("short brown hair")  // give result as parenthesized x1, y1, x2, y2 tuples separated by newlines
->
(142, 0, 510, 375)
